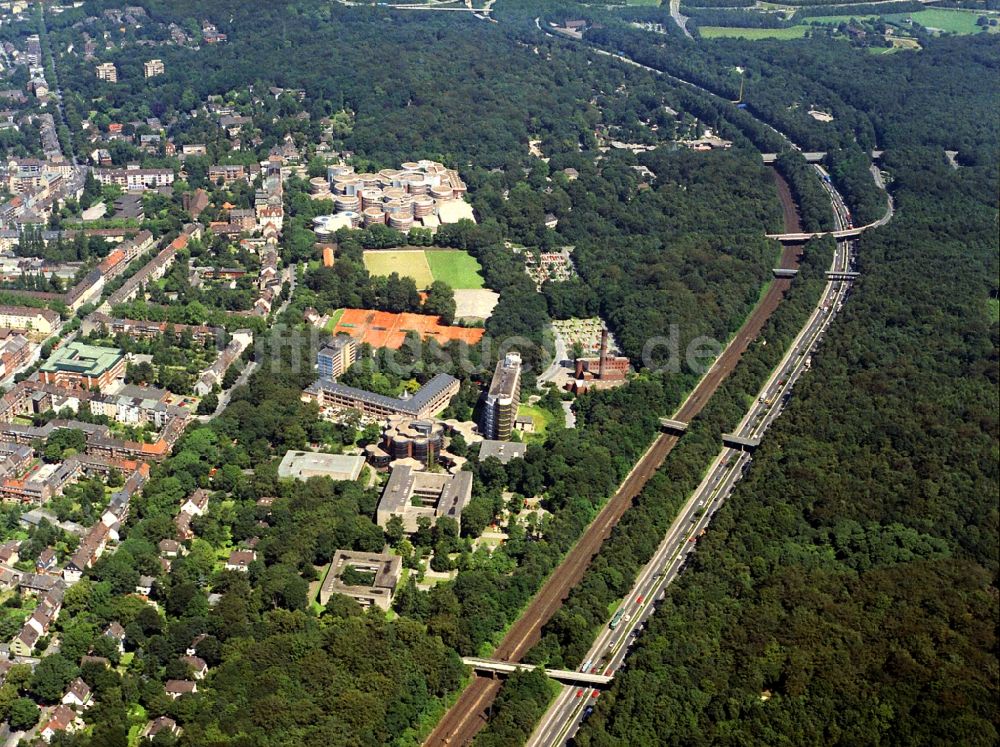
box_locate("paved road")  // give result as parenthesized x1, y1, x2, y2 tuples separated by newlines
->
(195, 264, 296, 422)
(536, 331, 568, 387)
(38, 6, 76, 165)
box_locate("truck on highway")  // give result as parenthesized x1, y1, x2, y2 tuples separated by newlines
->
(609, 609, 626, 630)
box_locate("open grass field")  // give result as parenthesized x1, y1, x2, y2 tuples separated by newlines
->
(363, 249, 435, 288)
(699, 25, 810, 39)
(425, 250, 485, 289)
(364, 248, 485, 289)
(887, 8, 997, 34)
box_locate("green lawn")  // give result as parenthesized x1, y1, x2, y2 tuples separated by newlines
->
(425, 250, 485, 289)
(363, 250, 435, 288)
(517, 404, 553, 441)
(324, 308, 345, 331)
(699, 25, 810, 39)
(364, 249, 486, 290)
(887, 8, 997, 34)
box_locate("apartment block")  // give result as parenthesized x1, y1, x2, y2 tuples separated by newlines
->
(143, 59, 164, 79)
(480, 352, 522, 440)
(95, 63, 117, 82)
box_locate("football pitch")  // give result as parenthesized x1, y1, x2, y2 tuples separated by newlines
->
(363, 248, 485, 289)
(363, 250, 435, 288)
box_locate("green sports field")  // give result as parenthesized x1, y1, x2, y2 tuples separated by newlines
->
(886, 8, 997, 35)
(699, 25, 809, 39)
(363, 250, 435, 288)
(425, 250, 485, 289)
(363, 248, 485, 289)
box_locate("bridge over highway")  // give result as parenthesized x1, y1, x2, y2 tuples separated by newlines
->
(462, 658, 612, 687)
(658, 417, 689, 434)
(761, 150, 883, 164)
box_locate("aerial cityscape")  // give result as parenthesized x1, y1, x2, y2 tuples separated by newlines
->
(0, 0, 995, 745)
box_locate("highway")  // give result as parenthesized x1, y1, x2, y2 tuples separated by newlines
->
(526, 165, 861, 747)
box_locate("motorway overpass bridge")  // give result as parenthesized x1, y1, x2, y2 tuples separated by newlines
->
(768, 226, 867, 242)
(659, 417, 689, 434)
(761, 151, 826, 164)
(462, 658, 613, 687)
(761, 150, 883, 164)
(722, 433, 761, 451)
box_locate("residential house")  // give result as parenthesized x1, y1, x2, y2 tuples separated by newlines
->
(164, 679, 197, 699)
(142, 716, 180, 739)
(158, 538, 181, 557)
(40, 704, 83, 743)
(61, 678, 92, 709)
(225, 550, 255, 572)
(180, 655, 208, 679)
(104, 621, 126, 653)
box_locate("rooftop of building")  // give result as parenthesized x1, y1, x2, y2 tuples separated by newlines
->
(322, 549, 401, 597)
(39, 341, 123, 376)
(487, 352, 522, 400)
(306, 372, 458, 417)
(277, 450, 365, 482)
(379, 463, 473, 518)
(478, 439, 527, 464)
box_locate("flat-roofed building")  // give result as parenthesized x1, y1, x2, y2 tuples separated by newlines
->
(317, 335, 356, 379)
(39, 342, 125, 391)
(95, 62, 117, 82)
(480, 352, 521, 440)
(143, 59, 164, 78)
(478, 439, 527, 464)
(376, 464, 472, 533)
(277, 450, 365, 482)
(319, 550, 401, 610)
(304, 372, 458, 421)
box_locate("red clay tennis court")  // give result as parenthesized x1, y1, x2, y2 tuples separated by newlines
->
(332, 308, 485, 349)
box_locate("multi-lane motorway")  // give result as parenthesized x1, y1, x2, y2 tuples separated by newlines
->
(527, 165, 860, 746)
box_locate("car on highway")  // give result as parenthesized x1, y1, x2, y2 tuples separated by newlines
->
(576, 689, 584, 698)
(636, 595, 644, 605)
